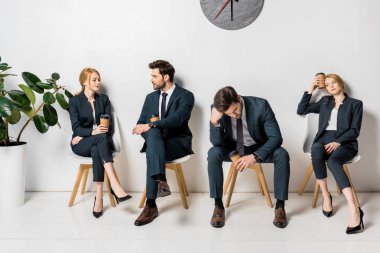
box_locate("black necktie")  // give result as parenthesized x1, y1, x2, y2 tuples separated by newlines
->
(161, 92, 168, 118)
(236, 118, 244, 156)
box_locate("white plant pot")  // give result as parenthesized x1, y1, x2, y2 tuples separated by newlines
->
(0, 142, 27, 209)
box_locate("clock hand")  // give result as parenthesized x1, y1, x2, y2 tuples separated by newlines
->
(231, 0, 233, 21)
(214, 0, 231, 20)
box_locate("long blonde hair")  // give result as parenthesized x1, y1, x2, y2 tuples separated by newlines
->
(76, 67, 101, 95)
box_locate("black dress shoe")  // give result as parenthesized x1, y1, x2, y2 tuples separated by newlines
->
(210, 206, 225, 228)
(110, 188, 132, 204)
(322, 193, 333, 217)
(346, 207, 364, 234)
(93, 197, 103, 218)
(134, 205, 159, 226)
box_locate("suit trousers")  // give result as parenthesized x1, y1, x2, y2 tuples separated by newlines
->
(142, 128, 190, 199)
(207, 144, 290, 201)
(72, 134, 114, 182)
(311, 130, 357, 190)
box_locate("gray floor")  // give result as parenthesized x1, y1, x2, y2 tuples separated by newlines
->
(0, 192, 379, 253)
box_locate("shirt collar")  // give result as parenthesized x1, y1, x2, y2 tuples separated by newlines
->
(161, 83, 176, 96)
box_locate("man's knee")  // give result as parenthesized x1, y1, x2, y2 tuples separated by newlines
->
(207, 147, 224, 163)
(273, 147, 289, 162)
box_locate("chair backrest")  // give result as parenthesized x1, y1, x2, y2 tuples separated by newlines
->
(302, 89, 328, 153)
(112, 112, 122, 153)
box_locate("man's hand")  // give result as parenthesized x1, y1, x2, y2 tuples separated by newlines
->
(210, 107, 224, 127)
(235, 154, 256, 172)
(132, 124, 151, 135)
(92, 125, 108, 135)
(71, 136, 83, 145)
(324, 142, 340, 154)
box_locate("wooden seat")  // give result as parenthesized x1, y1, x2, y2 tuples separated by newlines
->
(298, 154, 360, 208)
(223, 163, 273, 208)
(139, 155, 190, 209)
(68, 112, 122, 208)
(68, 162, 117, 207)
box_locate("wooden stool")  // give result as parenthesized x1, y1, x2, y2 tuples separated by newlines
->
(298, 155, 360, 208)
(139, 155, 190, 209)
(223, 163, 273, 208)
(68, 162, 117, 207)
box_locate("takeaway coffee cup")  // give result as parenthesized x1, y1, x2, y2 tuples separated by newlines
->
(100, 114, 111, 128)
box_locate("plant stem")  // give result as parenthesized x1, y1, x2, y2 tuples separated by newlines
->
(16, 88, 61, 144)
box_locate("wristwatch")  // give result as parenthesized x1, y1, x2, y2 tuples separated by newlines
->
(253, 152, 263, 162)
(148, 122, 156, 128)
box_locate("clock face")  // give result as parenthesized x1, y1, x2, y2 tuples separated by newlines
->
(200, 0, 264, 30)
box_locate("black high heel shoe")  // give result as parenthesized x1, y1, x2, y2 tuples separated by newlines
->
(110, 188, 132, 204)
(322, 193, 333, 217)
(346, 207, 364, 234)
(93, 197, 103, 218)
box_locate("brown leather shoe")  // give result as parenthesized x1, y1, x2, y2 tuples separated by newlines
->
(210, 206, 225, 228)
(134, 205, 158, 226)
(273, 207, 288, 228)
(157, 181, 171, 198)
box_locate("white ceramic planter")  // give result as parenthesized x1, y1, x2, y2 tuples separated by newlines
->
(0, 142, 27, 209)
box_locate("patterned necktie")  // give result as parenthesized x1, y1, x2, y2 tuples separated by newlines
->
(161, 92, 168, 118)
(236, 118, 244, 156)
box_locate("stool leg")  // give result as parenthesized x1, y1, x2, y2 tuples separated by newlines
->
(80, 168, 90, 195)
(312, 181, 320, 208)
(178, 164, 189, 196)
(255, 171, 264, 195)
(255, 164, 273, 208)
(298, 163, 314, 195)
(225, 165, 238, 208)
(343, 165, 360, 208)
(68, 165, 85, 207)
(105, 173, 116, 207)
(139, 187, 147, 208)
(223, 164, 234, 195)
(175, 166, 188, 209)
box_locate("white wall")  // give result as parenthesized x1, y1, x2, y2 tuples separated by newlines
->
(1, 0, 379, 193)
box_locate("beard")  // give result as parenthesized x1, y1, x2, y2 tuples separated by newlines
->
(153, 81, 166, 90)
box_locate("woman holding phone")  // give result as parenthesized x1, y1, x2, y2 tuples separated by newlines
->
(69, 67, 131, 218)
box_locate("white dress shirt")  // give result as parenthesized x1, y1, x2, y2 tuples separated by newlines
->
(159, 84, 176, 119)
(231, 98, 256, 146)
(326, 107, 338, 130)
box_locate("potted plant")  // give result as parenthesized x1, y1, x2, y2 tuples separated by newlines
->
(0, 56, 73, 208)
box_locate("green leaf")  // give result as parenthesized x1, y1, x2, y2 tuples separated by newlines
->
(51, 73, 60, 81)
(22, 72, 43, 94)
(64, 89, 74, 99)
(22, 107, 34, 118)
(7, 108, 21, 124)
(43, 92, 56, 104)
(43, 104, 58, 126)
(19, 84, 36, 105)
(56, 93, 69, 110)
(8, 90, 31, 107)
(36, 82, 53, 89)
(0, 118, 6, 143)
(0, 74, 17, 78)
(0, 96, 13, 117)
(0, 63, 9, 71)
(33, 114, 49, 133)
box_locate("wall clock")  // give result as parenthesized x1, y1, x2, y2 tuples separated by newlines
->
(200, 0, 264, 30)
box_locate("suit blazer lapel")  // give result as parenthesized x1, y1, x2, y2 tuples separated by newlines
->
(242, 96, 255, 139)
(163, 85, 180, 117)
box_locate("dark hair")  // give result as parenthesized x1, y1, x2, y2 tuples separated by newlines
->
(148, 60, 175, 82)
(315, 72, 325, 76)
(213, 86, 240, 112)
